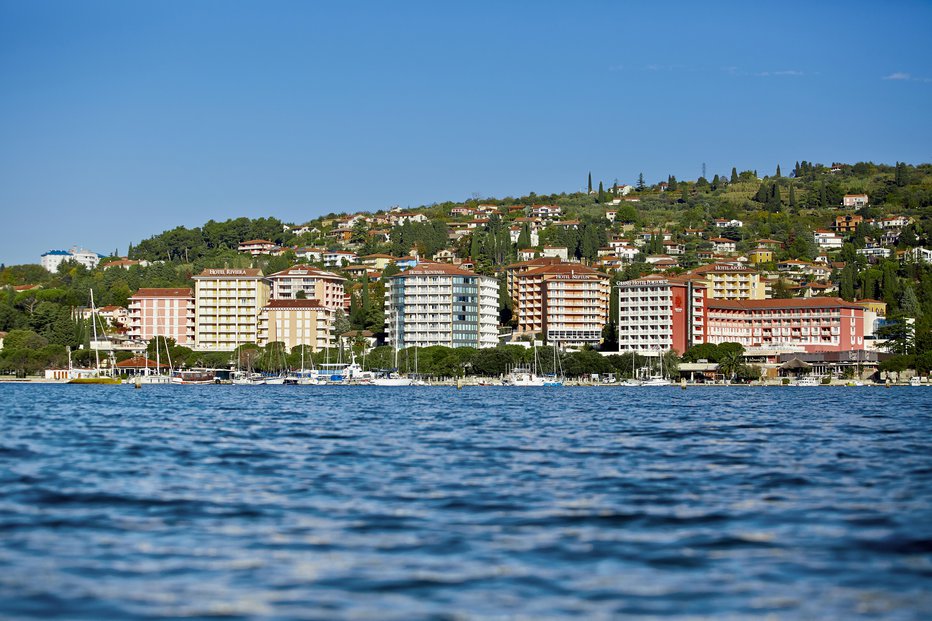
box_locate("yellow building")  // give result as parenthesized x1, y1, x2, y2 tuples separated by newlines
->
(193, 268, 270, 351)
(749, 247, 774, 264)
(689, 263, 765, 300)
(854, 298, 886, 317)
(266, 264, 345, 309)
(515, 262, 610, 346)
(258, 299, 334, 352)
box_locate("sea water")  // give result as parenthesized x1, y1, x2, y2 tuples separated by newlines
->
(1, 384, 930, 619)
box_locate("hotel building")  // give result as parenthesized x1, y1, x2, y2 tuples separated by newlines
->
(616, 275, 707, 355)
(258, 299, 334, 352)
(705, 297, 866, 352)
(192, 268, 270, 351)
(689, 263, 765, 300)
(127, 288, 196, 345)
(385, 262, 499, 349)
(503, 256, 563, 303)
(266, 265, 346, 309)
(514, 262, 610, 347)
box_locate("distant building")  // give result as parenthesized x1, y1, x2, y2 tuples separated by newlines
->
(41, 246, 103, 272)
(834, 214, 863, 233)
(813, 230, 843, 250)
(842, 194, 869, 209)
(237, 239, 277, 256)
(385, 262, 499, 349)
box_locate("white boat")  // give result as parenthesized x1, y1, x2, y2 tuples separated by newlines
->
(504, 368, 545, 386)
(371, 373, 413, 386)
(232, 371, 266, 385)
(909, 376, 923, 387)
(641, 377, 672, 386)
(791, 375, 821, 386)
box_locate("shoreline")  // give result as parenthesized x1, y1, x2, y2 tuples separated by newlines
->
(0, 376, 924, 387)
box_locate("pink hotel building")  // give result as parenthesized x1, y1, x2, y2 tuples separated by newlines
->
(127, 288, 196, 346)
(618, 277, 867, 354)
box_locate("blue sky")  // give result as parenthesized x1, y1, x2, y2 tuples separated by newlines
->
(1, 0, 930, 265)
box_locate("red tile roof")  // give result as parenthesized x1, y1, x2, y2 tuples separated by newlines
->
(263, 299, 328, 310)
(116, 356, 167, 369)
(707, 297, 862, 311)
(390, 262, 481, 278)
(131, 288, 193, 298)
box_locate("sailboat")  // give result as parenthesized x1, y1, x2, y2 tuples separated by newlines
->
(542, 343, 564, 387)
(69, 290, 121, 384)
(137, 334, 172, 384)
(285, 345, 317, 385)
(622, 351, 643, 386)
(641, 348, 672, 386)
(504, 342, 545, 386)
(372, 327, 413, 386)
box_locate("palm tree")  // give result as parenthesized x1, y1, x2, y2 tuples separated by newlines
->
(717, 349, 743, 382)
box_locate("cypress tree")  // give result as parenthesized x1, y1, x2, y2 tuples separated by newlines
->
(730, 167, 738, 184)
(788, 183, 797, 208)
(597, 181, 605, 203)
(470, 231, 482, 260)
(794, 161, 801, 178)
(588, 172, 592, 193)
(517, 223, 531, 249)
(776, 164, 781, 178)
(637, 173, 646, 191)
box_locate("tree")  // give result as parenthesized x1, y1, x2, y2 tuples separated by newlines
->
(776, 164, 781, 178)
(839, 264, 856, 301)
(588, 172, 592, 194)
(636, 173, 646, 191)
(788, 183, 797, 208)
(597, 181, 605, 204)
(731, 167, 738, 184)
(876, 318, 915, 355)
(516, 223, 531, 249)
(900, 284, 921, 317)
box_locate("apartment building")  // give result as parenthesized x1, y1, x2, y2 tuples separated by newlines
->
(689, 263, 765, 300)
(616, 275, 707, 355)
(257, 299, 334, 352)
(706, 298, 866, 352)
(127, 288, 196, 345)
(266, 265, 345, 309)
(514, 262, 610, 347)
(385, 262, 498, 349)
(192, 268, 270, 351)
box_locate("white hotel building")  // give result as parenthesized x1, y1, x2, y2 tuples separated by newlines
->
(385, 262, 499, 349)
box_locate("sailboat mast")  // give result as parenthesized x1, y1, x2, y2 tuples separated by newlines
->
(90, 290, 101, 373)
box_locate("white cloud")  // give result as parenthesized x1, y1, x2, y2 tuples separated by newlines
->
(883, 72, 912, 80)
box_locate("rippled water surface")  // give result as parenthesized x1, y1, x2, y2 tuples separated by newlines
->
(1, 384, 931, 620)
